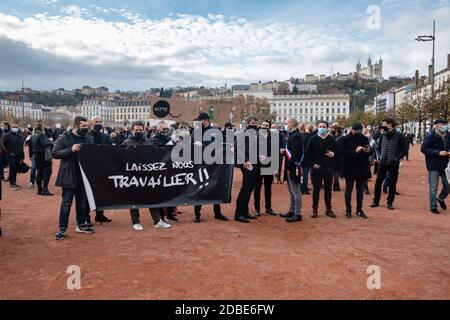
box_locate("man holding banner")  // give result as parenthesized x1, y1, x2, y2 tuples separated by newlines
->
(53, 116, 95, 240)
(192, 113, 229, 223)
(122, 121, 171, 231)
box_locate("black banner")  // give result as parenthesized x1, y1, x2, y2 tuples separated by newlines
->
(78, 144, 234, 211)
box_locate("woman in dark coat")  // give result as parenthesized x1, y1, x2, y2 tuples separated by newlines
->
(341, 123, 373, 219)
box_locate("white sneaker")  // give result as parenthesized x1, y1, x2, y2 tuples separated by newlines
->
(28, 183, 34, 189)
(154, 219, 171, 229)
(132, 223, 144, 231)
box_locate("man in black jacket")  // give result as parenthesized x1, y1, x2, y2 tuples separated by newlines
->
(304, 120, 337, 218)
(280, 118, 304, 222)
(341, 123, 372, 219)
(2, 123, 25, 190)
(30, 122, 54, 196)
(234, 116, 259, 223)
(371, 117, 407, 211)
(192, 113, 229, 223)
(52, 116, 95, 240)
(421, 118, 450, 214)
(253, 120, 277, 217)
(89, 116, 112, 224)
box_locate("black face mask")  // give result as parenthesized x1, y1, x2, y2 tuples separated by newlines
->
(134, 133, 144, 140)
(93, 124, 103, 132)
(247, 125, 257, 130)
(78, 128, 89, 136)
(380, 126, 388, 131)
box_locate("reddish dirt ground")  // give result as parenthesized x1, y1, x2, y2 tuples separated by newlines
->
(0, 145, 449, 300)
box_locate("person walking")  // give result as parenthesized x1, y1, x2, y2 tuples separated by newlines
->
(341, 123, 372, 219)
(370, 117, 407, 211)
(421, 119, 450, 214)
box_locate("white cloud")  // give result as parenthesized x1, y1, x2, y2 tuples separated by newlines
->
(0, 4, 449, 89)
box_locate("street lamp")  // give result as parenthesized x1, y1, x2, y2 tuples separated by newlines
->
(415, 20, 436, 101)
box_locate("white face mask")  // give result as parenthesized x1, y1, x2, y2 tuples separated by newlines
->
(11, 128, 19, 133)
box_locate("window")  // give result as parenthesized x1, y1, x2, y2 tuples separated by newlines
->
(337, 102, 341, 106)
(326, 108, 329, 113)
(332, 108, 335, 113)
(343, 108, 347, 114)
(337, 108, 341, 113)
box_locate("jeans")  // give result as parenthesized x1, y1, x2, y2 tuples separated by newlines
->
(29, 154, 36, 185)
(254, 174, 273, 211)
(130, 208, 162, 225)
(287, 172, 302, 216)
(345, 178, 365, 212)
(373, 162, 400, 205)
(428, 171, 450, 210)
(235, 167, 258, 217)
(311, 166, 334, 209)
(59, 186, 89, 230)
(6, 154, 22, 186)
(301, 165, 310, 192)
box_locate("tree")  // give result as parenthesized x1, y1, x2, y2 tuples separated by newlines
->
(395, 102, 415, 131)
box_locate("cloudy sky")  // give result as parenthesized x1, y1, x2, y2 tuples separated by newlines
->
(0, 0, 449, 91)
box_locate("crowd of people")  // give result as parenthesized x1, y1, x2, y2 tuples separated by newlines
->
(0, 111, 448, 240)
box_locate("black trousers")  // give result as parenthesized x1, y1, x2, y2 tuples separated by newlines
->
(373, 161, 400, 205)
(194, 204, 221, 217)
(311, 166, 334, 209)
(345, 177, 365, 211)
(254, 174, 273, 211)
(235, 167, 258, 217)
(35, 153, 52, 191)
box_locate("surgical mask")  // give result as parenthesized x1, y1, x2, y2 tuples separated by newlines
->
(318, 128, 328, 136)
(440, 125, 449, 133)
(396, 128, 401, 133)
(284, 125, 289, 131)
(11, 128, 19, 133)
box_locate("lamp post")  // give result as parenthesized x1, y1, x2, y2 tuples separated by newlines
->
(415, 20, 436, 102)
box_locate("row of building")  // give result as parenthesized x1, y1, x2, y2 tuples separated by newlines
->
(368, 53, 450, 114)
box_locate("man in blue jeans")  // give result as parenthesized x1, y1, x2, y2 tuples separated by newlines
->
(52, 116, 95, 240)
(421, 118, 450, 214)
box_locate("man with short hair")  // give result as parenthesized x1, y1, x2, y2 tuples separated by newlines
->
(234, 116, 260, 223)
(89, 116, 112, 224)
(371, 117, 407, 210)
(280, 118, 304, 222)
(122, 121, 171, 231)
(30, 122, 54, 196)
(341, 123, 372, 219)
(421, 118, 450, 214)
(192, 113, 229, 223)
(253, 120, 277, 216)
(2, 123, 25, 190)
(304, 120, 337, 218)
(52, 116, 95, 240)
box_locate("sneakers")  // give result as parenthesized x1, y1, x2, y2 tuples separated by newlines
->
(132, 223, 144, 231)
(387, 203, 395, 211)
(345, 210, 352, 219)
(431, 208, 440, 214)
(215, 213, 229, 221)
(165, 215, 179, 223)
(55, 229, 67, 240)
(194, 215, 201, 223)
(437, 198, 447, 210)
(28, 182, 34, 189)
(154, 219, 171, 229)
(75, 224, 95, 234)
